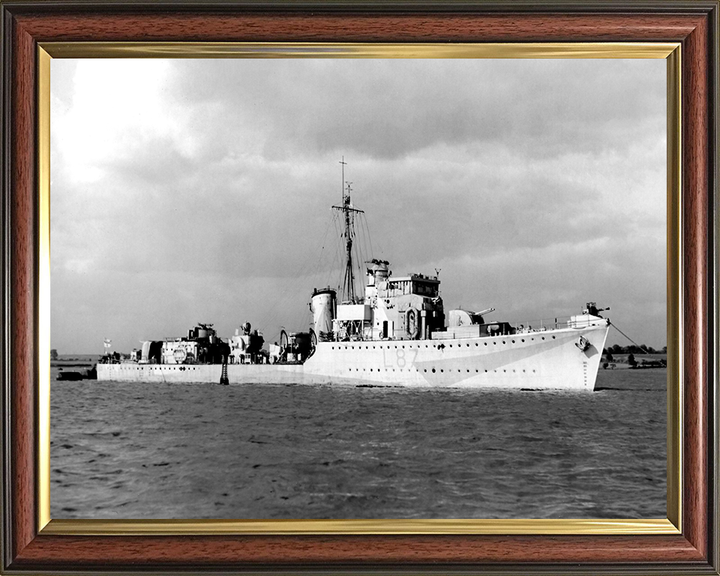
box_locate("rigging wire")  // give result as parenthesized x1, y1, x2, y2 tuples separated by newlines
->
(356, 212, 375, 300)
(609, 321, 651, 354)
(304, 211, 336, 285)
(356, 213, 370, 270)
(361, 213, 376, 262)
(332, 211, 346, 297)
(258, 211, 336, 340)
(283, 211, 341, 338)
(352, 232, 364, 300)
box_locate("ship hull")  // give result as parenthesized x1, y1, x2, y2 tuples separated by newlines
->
(97, 323, 609, 391)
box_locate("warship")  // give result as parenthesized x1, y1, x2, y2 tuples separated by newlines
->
(97, 164, 610, 390)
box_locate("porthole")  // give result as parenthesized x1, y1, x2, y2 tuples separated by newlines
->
(424, 369, 427, 372)
(502, 341, 506, 344)
(432, 368, 436, 373)
(512, 340, 515, 344)
(521, 339, 525, 343)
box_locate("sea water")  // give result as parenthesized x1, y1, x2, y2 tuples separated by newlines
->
(50, 367, 666, 519)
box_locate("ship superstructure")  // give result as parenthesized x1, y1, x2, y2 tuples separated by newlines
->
(97, 162, 610, 390)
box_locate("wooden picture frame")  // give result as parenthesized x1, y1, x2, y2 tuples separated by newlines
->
(1, 1, 717, 573)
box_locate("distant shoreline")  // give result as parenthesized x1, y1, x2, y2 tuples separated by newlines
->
(51, 356, 98, 368)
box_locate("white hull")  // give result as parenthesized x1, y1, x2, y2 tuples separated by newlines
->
(97, 323, 609, 391)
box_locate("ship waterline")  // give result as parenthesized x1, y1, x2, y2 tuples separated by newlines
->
(97, 321, 609, 390)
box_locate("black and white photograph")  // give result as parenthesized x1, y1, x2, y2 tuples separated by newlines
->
(49, 57, 667, 520)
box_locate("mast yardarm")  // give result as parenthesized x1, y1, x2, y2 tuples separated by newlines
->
(333, 158, 364, 303)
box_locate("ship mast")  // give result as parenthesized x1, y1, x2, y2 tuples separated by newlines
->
(333, 157, 364, 303)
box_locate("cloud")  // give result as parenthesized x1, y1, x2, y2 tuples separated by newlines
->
(50, 58, 666, 352)
(165, 58, 665, 160)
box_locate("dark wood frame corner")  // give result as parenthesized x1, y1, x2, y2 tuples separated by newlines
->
(1, 1, 718, 574)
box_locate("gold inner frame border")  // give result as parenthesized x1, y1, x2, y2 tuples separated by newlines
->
(36, 41, 682, 536)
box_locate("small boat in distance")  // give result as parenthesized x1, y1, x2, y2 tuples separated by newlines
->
(98, 162, 610, 390)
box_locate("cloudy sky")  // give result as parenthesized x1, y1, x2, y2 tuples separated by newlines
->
(50, 58, 666, 354)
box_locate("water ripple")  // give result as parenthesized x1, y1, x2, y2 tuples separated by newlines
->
(50, 368, 666, 519)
